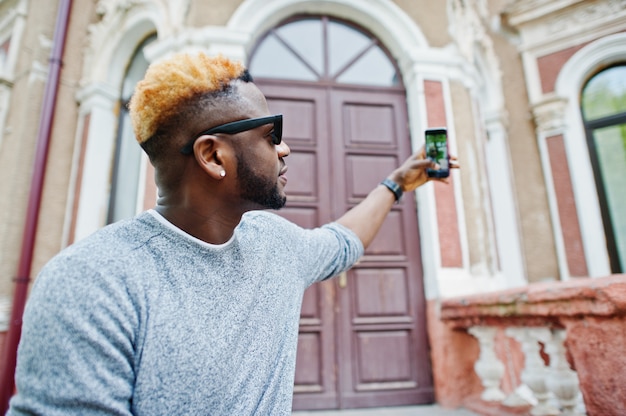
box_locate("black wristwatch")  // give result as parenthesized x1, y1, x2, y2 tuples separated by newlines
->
(380, 178, 403, 202)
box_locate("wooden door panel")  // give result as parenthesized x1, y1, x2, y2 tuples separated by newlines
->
(345, 154, 400, 202)
(366, 212, 407, 256)
(341, 103, 399, 148)
(260, 84, 339, 410)
(351, 268, 411, 319)
(280, 151, 318, 200)
(332, 90, 433, 408)
(259, 83, 432, 410)
(355, 329, 416, 387)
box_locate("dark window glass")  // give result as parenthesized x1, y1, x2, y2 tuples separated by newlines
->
(581, 64, 626, 272)
(108, 34, 156, 224)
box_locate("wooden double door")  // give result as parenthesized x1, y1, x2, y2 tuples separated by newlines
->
(260, 81, 433, 410)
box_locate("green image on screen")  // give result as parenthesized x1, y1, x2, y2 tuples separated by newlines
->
(426, 132, 448, 169)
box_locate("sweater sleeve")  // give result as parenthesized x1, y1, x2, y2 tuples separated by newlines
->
(246, 212, 364, 287)
(300, 222, 365, 285)
(8, 253, 137, 416)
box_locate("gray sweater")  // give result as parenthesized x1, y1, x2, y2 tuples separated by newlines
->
(8, 210, 363, 415)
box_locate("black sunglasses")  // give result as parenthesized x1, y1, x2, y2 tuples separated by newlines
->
(180, 114, 283, 155)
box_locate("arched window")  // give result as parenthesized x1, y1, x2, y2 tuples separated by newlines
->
(249, 16, 399, 87)
(581, 64, 626, 273)
(107, 34, 155, 224)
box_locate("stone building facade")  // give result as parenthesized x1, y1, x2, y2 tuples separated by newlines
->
(0, 0, 624, 413)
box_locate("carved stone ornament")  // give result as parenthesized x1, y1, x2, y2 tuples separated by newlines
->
(531, 95, 568, 134)
(82, 0, 190, 85)
(449, 0, 504, 112)
(504, 0, 626, 34)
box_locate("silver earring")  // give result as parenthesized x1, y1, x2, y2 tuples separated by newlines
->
(220, 170, 226, 177)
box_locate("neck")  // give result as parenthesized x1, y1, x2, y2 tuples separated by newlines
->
(154, 202, 244, 245)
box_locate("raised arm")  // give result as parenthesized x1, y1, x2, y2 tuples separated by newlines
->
(336, 145, 453, 248)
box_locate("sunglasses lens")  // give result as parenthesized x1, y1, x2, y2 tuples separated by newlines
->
(273, 117, 283, 145)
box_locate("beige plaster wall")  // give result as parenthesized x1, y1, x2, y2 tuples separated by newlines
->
(0, 0, 99, 300)
(0, 0, 58, 298)
(32, 0, 98, 278)
(450, 81, 498, 277)
(489, 9, 559, 282)
(189, 0, 244, 27)
(393, 0, 451, 47)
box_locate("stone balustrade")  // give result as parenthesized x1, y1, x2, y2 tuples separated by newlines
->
(437, 274, 626, 416)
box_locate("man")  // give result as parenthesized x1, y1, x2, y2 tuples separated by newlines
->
(8, 52, 455, 415)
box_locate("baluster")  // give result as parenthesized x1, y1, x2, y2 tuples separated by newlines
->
(545, 329, 585, 415)
(468, 326, 506, 401)
(506, 327, 560, 416)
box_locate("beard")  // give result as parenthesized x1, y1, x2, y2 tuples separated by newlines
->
(236, 153, 287, 210)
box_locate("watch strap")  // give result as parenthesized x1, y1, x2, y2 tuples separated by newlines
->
(380, 178, 403, 202)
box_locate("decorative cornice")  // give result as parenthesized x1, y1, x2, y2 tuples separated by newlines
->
(545, 0, 626, 35)
(531, 94, 568, 134)
(82, 0, 191, 86)
(503, 0, 584, 27)
(448, 0, 505, 112)
(504, 0, 626, 31)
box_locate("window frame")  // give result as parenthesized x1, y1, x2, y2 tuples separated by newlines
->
(581, 65, 626, 272)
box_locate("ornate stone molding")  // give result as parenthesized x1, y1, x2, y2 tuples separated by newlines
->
(531, 95, 568, 135)
(547, 0, 626, 35)
(82, 0, 191, 86)
(504, 0, 626, 51)
(506, 0, 626, 28)
(448, 0, 504, 113)
(504, 0, 584, 27)
(449, 0, 499, 74)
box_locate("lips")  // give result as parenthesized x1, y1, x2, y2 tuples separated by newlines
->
(279, 165, 288, 185)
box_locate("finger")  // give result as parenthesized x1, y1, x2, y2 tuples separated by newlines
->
(408, 158, 437, 170)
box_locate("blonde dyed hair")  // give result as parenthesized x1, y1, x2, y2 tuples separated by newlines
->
(129, 52, 246, 144)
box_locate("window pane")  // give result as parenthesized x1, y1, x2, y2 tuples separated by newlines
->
(249, 34, 317, 81)
(582, 66, 626, 120)
(275, 20, 323, 76)
(109, 36, 155, 223)
(337, 45, 398, 86)
(328, 20, 371, 75)
(594, 124, 626, 269)
(109, 111, 142, 223)
(249, 17, 399, 86)
(0, 38, 10, 72)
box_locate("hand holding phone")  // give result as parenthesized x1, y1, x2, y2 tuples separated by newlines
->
(425, 128, 449, 178)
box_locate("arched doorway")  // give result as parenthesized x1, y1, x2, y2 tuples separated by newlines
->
(249, 16, 433, 410)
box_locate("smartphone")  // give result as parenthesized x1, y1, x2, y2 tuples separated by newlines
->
(425, 128, 449, 178)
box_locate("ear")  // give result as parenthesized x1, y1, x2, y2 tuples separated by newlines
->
(192, 135, 228, 180)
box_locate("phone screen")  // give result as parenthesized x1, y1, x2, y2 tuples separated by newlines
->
(425, 129, 449, 178)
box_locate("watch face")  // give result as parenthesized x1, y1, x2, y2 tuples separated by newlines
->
(382, 179, 402, 201)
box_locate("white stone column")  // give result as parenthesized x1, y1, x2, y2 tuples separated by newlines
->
(469, 326, 506, 401)
(507, 327, 560, 416)
(71, 82, 119, 242)
(545, 329, 586, 415)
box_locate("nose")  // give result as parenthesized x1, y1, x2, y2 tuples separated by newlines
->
(276, 141, 290, 158)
